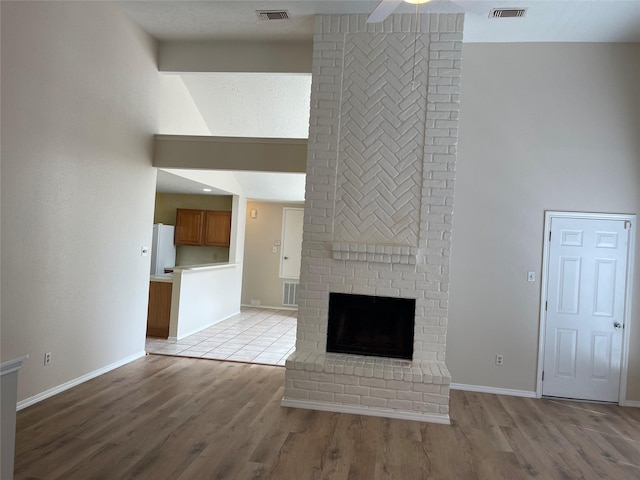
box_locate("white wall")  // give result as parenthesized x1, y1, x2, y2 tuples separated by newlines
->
(449, 43, 640, 398)
(0, 1, 158, 404)
(158, 40, 313, 73)
(158, 75, 212, 136)
(170, 264, 242, 339)
(241, 201, 304, 308)
(180, 73, 311, 139)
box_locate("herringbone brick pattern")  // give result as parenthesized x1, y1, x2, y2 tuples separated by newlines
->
(335, 33, 427, 246)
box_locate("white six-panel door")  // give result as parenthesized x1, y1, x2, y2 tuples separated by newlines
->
(280, 208, 304, 279)
(542, 216, 631, 402)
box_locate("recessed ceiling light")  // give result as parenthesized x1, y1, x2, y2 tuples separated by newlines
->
(203, 188, 212, 192)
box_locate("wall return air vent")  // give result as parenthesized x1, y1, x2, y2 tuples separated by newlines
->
(489, 8, 528, 18)
(282, 282, 299, 306)
(256, 10, 290, 20)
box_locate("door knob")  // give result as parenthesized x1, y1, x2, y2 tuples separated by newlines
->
(284, 257, 289, 260)
(614, 322, 622, 329)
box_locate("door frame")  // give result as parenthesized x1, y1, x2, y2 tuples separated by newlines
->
(536, 211, 636, 404)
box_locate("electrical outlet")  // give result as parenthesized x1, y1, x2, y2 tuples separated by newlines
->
(495, 354, 504, 366)
(250, 299, 261, 306)
(44, 352, 52, 366)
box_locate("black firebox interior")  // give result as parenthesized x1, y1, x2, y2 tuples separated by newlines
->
(326, 292, 415, 360)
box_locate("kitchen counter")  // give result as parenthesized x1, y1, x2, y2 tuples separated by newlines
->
(172, 262, 234, 272)
(150, 274, 173, 283)
(150, 263, 233, 283)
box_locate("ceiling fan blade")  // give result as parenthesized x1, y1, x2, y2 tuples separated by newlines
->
(450, 0, 489, 16)
(367, 0, 404, 23)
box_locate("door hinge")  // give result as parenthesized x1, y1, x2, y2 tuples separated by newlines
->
(625, 221, 631, 230)
(542, 371, 544, 381)
(545, 301, 548, 311)
(549, 230, 552, 241)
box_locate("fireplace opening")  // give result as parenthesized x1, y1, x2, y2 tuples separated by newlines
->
(326, 293, 415, 360)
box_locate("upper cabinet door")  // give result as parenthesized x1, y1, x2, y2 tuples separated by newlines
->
(175, 209, 204, 246)
(203, 211, 231, 247)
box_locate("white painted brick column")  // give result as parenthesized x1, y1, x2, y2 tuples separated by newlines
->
(283, 13, 464, 424)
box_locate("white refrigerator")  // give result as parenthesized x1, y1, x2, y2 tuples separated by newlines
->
(150, 224, 176, 275)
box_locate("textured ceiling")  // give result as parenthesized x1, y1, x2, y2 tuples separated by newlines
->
(118, 1, 640, 43)
(156, 169, 307, 202)
(156, 169, 229, 196)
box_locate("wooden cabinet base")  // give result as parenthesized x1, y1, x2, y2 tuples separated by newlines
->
(147, 281, 172, 338)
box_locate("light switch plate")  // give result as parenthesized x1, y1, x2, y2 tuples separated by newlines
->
(141, 246, 149, 257)
(527, 271, 535, 282)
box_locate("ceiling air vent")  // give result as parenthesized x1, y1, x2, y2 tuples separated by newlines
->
(256, 10, 290, 21)
(489, 8, 527, 18)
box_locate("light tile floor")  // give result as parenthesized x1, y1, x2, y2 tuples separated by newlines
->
(145, 307, 297, 366)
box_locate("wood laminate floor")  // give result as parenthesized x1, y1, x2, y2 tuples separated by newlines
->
(14, 355, 640, 479)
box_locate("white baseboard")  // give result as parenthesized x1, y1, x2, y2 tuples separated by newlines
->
(241, 304, 297, 311)
(450, 383, 537, 398)
(451, 384, 639, 405)
(281, 398, 450, 425)
(16, 351, 146, 411)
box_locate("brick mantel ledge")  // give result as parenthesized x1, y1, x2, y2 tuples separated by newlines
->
(331, 242, 419, 265)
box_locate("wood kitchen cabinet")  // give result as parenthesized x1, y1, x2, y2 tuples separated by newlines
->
(147, 281, 172, 338)
(203, 211, 231, 247)
(174, 209, 204, 246)
(174, 209, 231, 247)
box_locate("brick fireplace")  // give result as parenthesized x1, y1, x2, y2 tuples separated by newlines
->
(282, 13, 464, 423)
